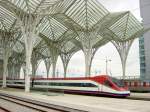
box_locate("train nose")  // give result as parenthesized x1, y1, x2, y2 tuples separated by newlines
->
(123, 89, 130, 94)
(119, 90, 130, 96)
(126, 91, 130, 96)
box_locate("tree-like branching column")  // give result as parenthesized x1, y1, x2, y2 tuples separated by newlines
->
(31, 61, 38, 78)
(39, 34, 61, 78)
(1, 0, 149, 83)
(44, 58, 51, 78)
(109, 12, 150, 79)
(2, 47, 11, 87)
(8, 52, 25, 79)
(15, 64, 22, 79)
(18, 14, 42, 92)
(8, 65, 16, 79)
(112, 27, 150, 79)
(82, 43, 97, 77)
(50, 47, 59, 78)
(74, 31, 107, 77)
(7, 59, 13, 79)
(0, 0, 65, 92)
(61, 0, 110, 77)
(112, 40, 133, 79)
(31, 59, 38, 78)
(61, 53, 71, 78)
(0, 31, 14, 88)
(7, 57, 17, 79)
(60, 41, 79, 78)
(31, 49, 43, 78)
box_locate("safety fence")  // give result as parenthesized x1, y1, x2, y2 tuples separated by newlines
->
(124, 81, 150, 87)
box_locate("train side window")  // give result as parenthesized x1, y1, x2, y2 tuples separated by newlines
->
(33, 82, 97, 87)
(104, 80, 113, 87)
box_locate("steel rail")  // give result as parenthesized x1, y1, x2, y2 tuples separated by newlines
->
(0, 96, 57, 112)
(0, 93, 88, 112)
(0, 106, 10, 112)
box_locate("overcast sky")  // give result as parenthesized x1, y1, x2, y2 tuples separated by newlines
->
(34, 0, 142, 78)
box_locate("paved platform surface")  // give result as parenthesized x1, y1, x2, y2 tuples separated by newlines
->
(0, 98, 39, 112)
(129, 92, 150, 100)
(0, 88, 150, 112)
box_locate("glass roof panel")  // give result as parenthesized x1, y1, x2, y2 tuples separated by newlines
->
(65, 0, 109, 29)
(0, 0, 146, 60)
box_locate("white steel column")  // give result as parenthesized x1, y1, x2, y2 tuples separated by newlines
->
(12, 65, 15, 79)
(32, 61, 38, 78)
(15, 65, 21, 79)
(22, 63, 26, 79)
(44, 58, 51, 78)
(77, 31, 99, 77)
(61, 53, 73, 78)
(112, 40, 133, 79)
(18, 14, 41, 92)
(51, 56, 58, 78)
(83, 48, 95, 77)
(49, 47, 59, 78)
(2, 47, 11, 88)
(0, 32, 12, 88)
(25, 50, 32, 92)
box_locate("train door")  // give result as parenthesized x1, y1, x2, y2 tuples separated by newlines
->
(100, 77, 112, 92)
(98, 82, 102, 92)
(102, 80, 114, 93)
(100, 77, 105, 92)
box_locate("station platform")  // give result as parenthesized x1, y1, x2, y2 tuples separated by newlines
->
(0, 88, 150, 112)
(128, 92, 150, 101)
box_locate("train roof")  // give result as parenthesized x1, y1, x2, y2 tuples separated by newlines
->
(32, 74, 110, 80)
(3, 75, 110, 80)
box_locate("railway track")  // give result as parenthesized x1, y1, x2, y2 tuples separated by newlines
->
(0, 106, 10, 112)
(0, 93, 87, 112)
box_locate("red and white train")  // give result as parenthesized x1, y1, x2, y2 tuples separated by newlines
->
(0, 75, 130, 97)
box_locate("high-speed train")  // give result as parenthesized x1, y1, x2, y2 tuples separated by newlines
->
(0, 75, 130, 97)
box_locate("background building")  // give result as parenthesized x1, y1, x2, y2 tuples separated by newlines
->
(139, 37, 146, 79)
(140, 0, 150, 79)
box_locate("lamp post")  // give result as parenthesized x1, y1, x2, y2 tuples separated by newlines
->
(105, 57, 111, 75)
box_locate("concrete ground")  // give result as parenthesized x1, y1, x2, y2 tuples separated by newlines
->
(0, 88, 150, 112)
(130, 92, 150, 99)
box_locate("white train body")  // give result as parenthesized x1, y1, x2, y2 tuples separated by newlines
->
(0, 75, 130, 97)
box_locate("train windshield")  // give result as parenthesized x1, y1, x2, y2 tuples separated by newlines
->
(110, 77, 125, 87)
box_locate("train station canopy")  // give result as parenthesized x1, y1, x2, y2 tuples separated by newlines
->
(0, 0, 150, 82)
(0, 0, 147, 58)
(1, 0, 150, 92)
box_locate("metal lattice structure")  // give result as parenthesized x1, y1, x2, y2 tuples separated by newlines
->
(0, 0, 149, 92)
